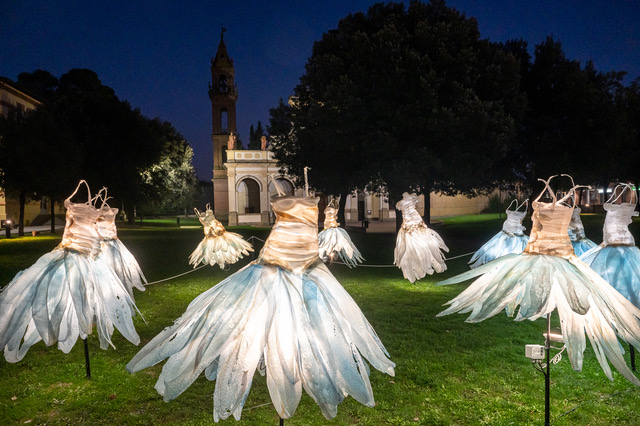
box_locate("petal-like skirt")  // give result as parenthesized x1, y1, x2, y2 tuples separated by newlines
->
(318, 227, 364, 268)
(99, 238, 147, 299)
(468, 231, 529, 269)
(127, 262, 395, 422)
(0, 249, 140, 362)
(394, 226, 448, 283)
(581, 245, 640, 308)
(572, 237, 597, 257)
(189, 232, 253, 269)
(438, 253, 640, 386)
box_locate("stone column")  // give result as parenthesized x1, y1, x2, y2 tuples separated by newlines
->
(227, 164, 238, 226)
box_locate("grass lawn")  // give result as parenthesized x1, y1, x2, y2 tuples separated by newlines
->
(1, 214, 640, 425)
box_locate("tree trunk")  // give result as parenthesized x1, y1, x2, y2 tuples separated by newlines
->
(50, 196, 56, 233)
(18, 190, 26, 237)
(338, 192, 348, 227)
(125, 203, 136, 224)
(389, 191, 402, 233)
(422, 183, 432, 225)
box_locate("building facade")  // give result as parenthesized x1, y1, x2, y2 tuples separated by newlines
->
(0, 77, 62, 228)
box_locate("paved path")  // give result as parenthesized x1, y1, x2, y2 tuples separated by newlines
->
(1, 224, 65, 238)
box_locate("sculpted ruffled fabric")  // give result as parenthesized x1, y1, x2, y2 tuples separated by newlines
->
(394, 193, 448, 283)
(189, 205, 253, 269)
(0, 181, 141, 362)
(439, 176, 640, 386)
(127, 195, 394, 421)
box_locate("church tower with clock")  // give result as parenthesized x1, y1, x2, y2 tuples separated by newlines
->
(209, 29, 237, 218)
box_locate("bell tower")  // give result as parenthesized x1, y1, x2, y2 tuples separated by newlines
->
(209, 28, 237, 217)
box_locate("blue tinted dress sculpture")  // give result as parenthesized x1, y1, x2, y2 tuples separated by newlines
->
(438, 176, 640, 385)
(318, 197, 364, 268)
(0, 181, 140, 362)
(189, 204, 253, 268)
(468, 199, 529, 269)
(127, 189, 395, 421)
(568, 206, 597, 257)
(96, 192, 147, 299)
(394, 192, 448, 283)
(581, 184, 640, 308)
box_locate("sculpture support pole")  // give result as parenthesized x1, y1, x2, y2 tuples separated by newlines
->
(83, 338, 91, 380)
(545, 314, 551, 426)
(279, 418, 284, 426)
(631, 345, 636, 371)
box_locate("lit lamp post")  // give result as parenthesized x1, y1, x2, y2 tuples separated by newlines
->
(4, 219, 12, 238)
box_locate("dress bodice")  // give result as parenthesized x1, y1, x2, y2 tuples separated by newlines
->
(58, 201, 102, 256)
(567, 207, 587, 241)
(96, 206, 119, 240)
(523, 202, 574, 256)
(198, 209, 226, 238)
(260, 196, 320, 273)
(323, 205, 339, 229)
(396, 193, 424, 229)
(502, 210, 526, 235)
(603, 203, 638, 246)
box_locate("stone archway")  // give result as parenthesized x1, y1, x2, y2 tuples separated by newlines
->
(237, 177, 261, 214)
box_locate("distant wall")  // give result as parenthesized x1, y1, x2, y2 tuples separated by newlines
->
(429, 193, 490, 217)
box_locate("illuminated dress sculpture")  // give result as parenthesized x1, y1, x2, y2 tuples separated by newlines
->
(468, 199, 529, 269)
(189, 204, 253, 268)
(568, 206, 597, 257)
(438, 176, 640, 385)
(394, 192, 448, 283)
(581, 184, 640, 308)
(0, 181, 140, 362)
(318, 196, 364, 267)
(127, 182, 395, 422)
(95, 189, 147, 299)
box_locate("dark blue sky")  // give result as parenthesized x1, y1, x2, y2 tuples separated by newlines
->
(2, 1, 639, 180)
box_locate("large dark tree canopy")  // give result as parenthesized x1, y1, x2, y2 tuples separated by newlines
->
(270, 0, 524, 220)
(0, 68, 199, 229)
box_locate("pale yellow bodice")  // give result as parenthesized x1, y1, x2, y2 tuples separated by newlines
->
(96, 206, 119, 240)
(198, 209, 226, 238)
(524, 201, 574, 256)
(259, 196, 320, 273)
(396, 193, 424, 230)
(58, 200, 102, 256)
(323, 205, 339, 229)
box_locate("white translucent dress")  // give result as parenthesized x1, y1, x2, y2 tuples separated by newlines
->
(96, 195, 147, 299)
(127, 194, 395, 422)
(469, 199, 529, 269)
(189, 205, 253, 268)
(0, 181, 140, 362)
(318, 197, 364, 268)
(394, 192, 448, 283)
(581, 184, 640, 308)
(568, 207, 597, 256)
(438, 176, 640, 385)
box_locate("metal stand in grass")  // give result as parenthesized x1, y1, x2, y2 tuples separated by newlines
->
(83, 338, 91, 379)
(530, 313, 566, 426)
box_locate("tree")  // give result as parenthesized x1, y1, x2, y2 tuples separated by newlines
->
(2, 68, 198, 225)
(248, 121, 266, 150)
(139, 120, 201, 215)
(269, 0, 523, 223)
(517, 37, 631, 193)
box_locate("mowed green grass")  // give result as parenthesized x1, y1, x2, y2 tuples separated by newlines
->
(1, 214, 640, 425)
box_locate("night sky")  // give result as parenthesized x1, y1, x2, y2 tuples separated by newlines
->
(3, 1, 639, 180)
